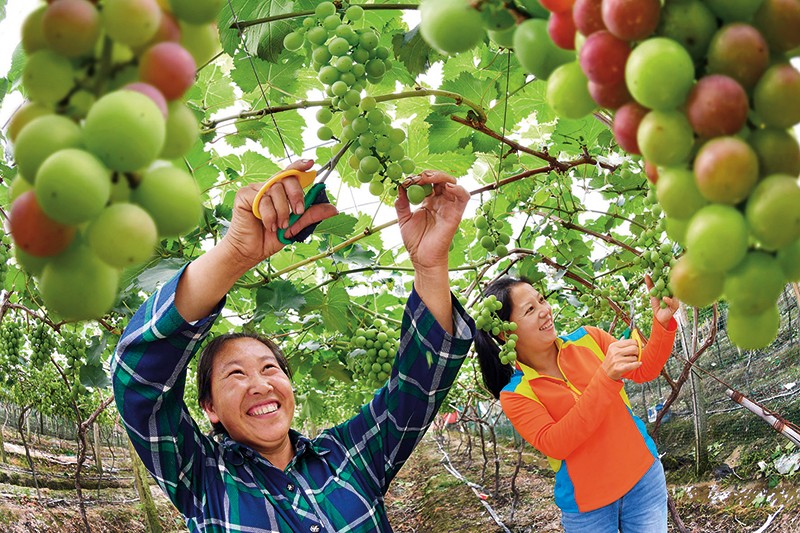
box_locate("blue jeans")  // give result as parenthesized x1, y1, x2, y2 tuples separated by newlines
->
(560, 459, 668, 533)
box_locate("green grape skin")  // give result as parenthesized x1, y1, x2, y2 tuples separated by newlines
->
(161, 102, 200, 159)
(35, 148, 111, 225)
(406, 184, 427, 205)
(13, 115, 82, 183)
(88, 203, 158, 268)
(131, 165, 201, 237)
(22, 50, 75, 106)
(83, 91, 166, 172)
(283, 31, 304, 51)
(39, 245, 120, 320)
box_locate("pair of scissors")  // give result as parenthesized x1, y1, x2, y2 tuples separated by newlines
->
(620, 299, 643, 360)
(251, 143, 351, 244)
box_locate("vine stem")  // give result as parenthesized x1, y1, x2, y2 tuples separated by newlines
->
(201, 89, 488, 132)
(243, 151, 634, 288)
(230, 4, 421, 30)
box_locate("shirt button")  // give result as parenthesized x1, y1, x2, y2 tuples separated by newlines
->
(310, 525, 320, 533)
(287, 483, 295, 491)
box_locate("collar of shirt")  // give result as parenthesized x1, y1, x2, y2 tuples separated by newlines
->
(219, 429, 331, 467)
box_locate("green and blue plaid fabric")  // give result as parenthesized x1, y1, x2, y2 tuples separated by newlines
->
(112, 267, 475, 532)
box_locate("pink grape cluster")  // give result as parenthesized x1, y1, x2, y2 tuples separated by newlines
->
(6, 0, 221, 320)
(533, 0, 800, 350)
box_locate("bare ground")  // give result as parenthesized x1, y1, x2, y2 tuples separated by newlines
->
(0, 429, 798, 532)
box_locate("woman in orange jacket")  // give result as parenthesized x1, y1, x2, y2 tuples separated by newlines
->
(476, 276, 679, 532)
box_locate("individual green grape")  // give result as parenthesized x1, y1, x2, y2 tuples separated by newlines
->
(406, 184, 428, 205)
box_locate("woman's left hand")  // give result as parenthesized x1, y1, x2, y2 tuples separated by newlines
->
(646, 274, 680, 328)
(396, 170, 470, 273)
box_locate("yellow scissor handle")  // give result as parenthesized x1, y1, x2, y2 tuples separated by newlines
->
(252, 169, 318, 220)
(631, 328, 643, 361)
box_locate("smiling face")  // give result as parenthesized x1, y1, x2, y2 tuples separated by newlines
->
(201, 337, 296, 463)
(507, 283, 558, 363)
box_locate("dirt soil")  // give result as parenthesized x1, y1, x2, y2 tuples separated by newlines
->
(0, 430, 798, 532)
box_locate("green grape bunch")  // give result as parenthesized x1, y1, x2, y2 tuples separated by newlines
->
(475, 201, 512, 257)
(347, 319, 399, 389)
(632, 190, 674, 309)
(0, 233, 10, 287)
(473, 295, 518, 365)
(29, 321, 56, 371)
(0, 318, 25, 372)
(7, 0, 217, 321)
(61, 328, 89, 401)
(283, 2, 418, 199)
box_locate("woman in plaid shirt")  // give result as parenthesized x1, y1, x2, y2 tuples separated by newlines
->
(112, 160, 475, 532)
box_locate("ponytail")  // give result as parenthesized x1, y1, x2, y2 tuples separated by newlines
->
(476, 329, 514, 399)
(474, 276, 529, 399)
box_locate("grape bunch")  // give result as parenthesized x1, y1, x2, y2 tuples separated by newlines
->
(29, 321, 57, 370)
(6, 0, 219, 320)
(476, 201, 513, 257)
(522, 0, 800, 350)
(0, 318, 25, 370)
(631, 193, 674, 308)
(474, 295, 518, 364)
(348, 320, 398, 389)
(61, 328, 89, 400)
(283, 2, 418, 200)
(0, 233, 10, 287)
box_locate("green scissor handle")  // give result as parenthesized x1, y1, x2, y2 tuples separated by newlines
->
(277, 182, 330, 245)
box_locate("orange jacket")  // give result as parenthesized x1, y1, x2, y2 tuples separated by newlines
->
(500, 318, 677, 512)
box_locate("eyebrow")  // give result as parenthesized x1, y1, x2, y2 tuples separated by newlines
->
(218, 354, 279, 373)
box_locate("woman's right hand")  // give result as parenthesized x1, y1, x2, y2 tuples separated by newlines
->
(601, 339, 642, 381)
(222, 159, 338, 271)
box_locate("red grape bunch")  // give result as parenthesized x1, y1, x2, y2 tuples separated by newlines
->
(7, 0, 220, 320)
(533, 0, 800, 349)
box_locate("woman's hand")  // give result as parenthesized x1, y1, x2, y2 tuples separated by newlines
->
(222, 159, 338, 271)
(601, 339, 642, 381)
(646, 274, 680, 329)
(396, 170, 470, 274)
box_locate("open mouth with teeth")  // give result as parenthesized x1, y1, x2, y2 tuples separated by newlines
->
(540, 319, 553, 331)
(249, 402, 279, 416)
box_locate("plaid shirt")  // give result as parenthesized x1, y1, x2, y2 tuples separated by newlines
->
(112, 267, 475, 532)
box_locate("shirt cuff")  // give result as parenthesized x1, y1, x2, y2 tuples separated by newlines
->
(406, 286, 476, 354)
(152, 263, 226, 337)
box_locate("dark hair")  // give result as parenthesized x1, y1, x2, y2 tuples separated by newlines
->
(475, 276, 530, 399)
(197, 332, 292, 435)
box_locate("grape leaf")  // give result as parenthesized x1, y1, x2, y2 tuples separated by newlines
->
(254, 279, 306, 322)
(315, 213, 357, 237)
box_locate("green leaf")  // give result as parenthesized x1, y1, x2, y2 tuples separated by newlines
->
(8, 45, 25, 87)
(254, 279, 306, 322)
(80, 364, 110, 389)
(426, 113, 471, 154)
(186, 63, 236, 116)
(320, 285, 351, 333)
(315, 213, 357, 237)
(85, 335, 108, 367)
(391, 27, 435, 78)
(231, 53, 304, 99)
(218, 0, 295, 63)
(122, 258, 186, 294)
